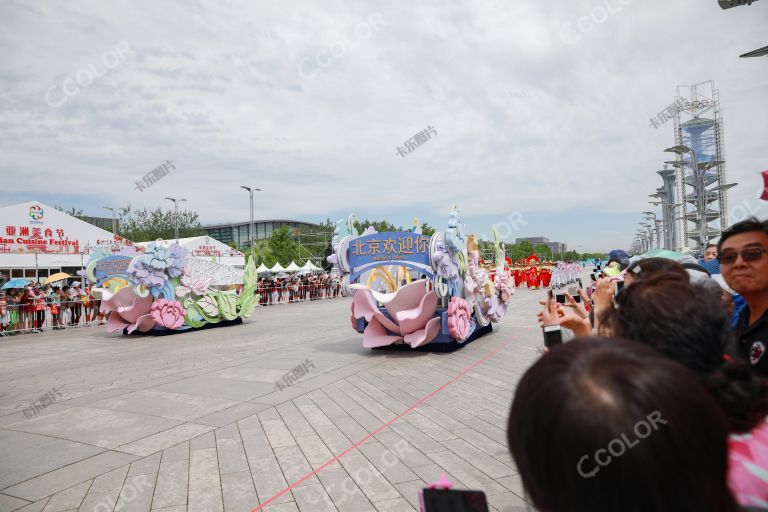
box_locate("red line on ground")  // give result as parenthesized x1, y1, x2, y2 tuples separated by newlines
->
(251, 341, 511, 511)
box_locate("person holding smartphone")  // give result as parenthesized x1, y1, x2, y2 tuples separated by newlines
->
(541, 292, 563, 348)
(538, 291, 592, 345)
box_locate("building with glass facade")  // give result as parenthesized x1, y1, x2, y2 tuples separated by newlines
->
(203, 219, 321, 250)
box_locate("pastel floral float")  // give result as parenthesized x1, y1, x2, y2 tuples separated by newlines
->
(86, 241, 260, 334)
(330, 205, 515, 350)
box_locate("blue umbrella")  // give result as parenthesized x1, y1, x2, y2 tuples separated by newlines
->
(2, 278, 31, 289)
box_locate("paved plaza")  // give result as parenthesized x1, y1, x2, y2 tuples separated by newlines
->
(0, 285, 551, 512)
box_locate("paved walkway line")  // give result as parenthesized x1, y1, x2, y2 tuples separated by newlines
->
(251, 340, 512, 511)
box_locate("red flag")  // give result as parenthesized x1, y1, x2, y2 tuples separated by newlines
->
(761, 170, 768, 201)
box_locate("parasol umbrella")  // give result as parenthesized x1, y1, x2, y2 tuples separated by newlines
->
(44, 272, 71, 285)
(640, 249, 684, 260)
(2, 278, 31, 289)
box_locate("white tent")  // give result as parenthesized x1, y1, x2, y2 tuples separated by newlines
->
(284, 261, 301, 272)
(256, 263, 270, 274)
(300, 260, 322, 273)
(0, 201, 135, 279)
(135, 236, 245, 267)
(270, 262, 285, 273)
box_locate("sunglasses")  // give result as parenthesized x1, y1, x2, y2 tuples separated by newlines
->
(718, 247, 767, 265)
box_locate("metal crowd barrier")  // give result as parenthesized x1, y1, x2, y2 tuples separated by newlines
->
(0, 298, 105, 336)
(257, 282, 342, 306)
(0, 283, 344, 336)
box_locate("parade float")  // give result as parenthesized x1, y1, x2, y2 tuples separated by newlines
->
(86, 242, 259, 334)
(327, 206, 515, 350)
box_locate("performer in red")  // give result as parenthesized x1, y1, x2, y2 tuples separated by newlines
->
(540, 265, 552, 288)
(525, 255, 541, 289)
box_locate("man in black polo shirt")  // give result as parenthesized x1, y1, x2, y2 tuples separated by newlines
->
(719, 217, 768, 376)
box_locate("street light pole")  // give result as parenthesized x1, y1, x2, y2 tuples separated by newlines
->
(165, 197, 187, 243)
(240, 186, 262, 257)
(102, 206, 128, 235)
(103, 206, 116, 234)
(643, 212, 661, 249)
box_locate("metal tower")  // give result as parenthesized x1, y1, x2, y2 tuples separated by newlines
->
(667, 81, 736, 250)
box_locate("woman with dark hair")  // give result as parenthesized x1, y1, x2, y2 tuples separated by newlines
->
(601, 273, 768, 507)
(508, 338, 740, 512)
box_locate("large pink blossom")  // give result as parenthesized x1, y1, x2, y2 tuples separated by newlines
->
(350, 281, 440, 348)
(448, 297, 471, 342)
(99, 286, 155, 334)
(150, 299, 186, 329)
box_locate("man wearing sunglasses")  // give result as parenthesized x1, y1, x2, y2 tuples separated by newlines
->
(718, 217, 768, 376)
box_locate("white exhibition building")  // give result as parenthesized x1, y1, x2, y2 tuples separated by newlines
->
(0, 201, 245, 283)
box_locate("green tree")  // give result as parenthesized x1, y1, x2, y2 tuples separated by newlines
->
(563, 250, 581, 261)
(119, 206, 204, 242)
(251, 239, 274, 267)
(354, 219, 400, 233)
(534, 243, 553, 260)
(268, 226, 300, 266)
(53, 205, 85, 219)
(420, 222, 436, 236)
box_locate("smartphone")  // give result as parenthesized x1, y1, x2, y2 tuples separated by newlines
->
(555, 293, 566, 304)
(421, 488, 489, 512)
(547, 289, 554, 301)
(543, 326, 563, 348)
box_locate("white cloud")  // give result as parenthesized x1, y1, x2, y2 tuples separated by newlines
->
(0, 0, 766, 251)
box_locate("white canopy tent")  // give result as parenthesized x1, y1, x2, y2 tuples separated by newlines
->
(134, 236, 245, 267)
(256, 263, 270, 274)
(284, 261, 301, 272)
(299, 260, 323, 273)
(270, 262, 285, 273)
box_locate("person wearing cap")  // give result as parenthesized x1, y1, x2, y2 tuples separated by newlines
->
(718, 217, 768, 376)
(49, 284, 62, 329)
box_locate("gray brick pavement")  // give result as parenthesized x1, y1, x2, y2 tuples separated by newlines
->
(0, 287, 551, 511)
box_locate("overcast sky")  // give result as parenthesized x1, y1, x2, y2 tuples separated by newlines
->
(0, 0, 766, 251)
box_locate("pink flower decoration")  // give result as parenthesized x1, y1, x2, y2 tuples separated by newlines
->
(180, 270, 212, 296)
(98, 286, 155, 334)
(150, 298, 186, 329)
(448, 297, 471, 342)
(351, 281, 440, 348)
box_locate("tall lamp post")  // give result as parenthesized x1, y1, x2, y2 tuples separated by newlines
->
(643, 212, 661, 250)
(102, 206, 127, 235)
(240, 186, 261, 257)
(640, 223, 654, 250)
(165, 197, 187, 242)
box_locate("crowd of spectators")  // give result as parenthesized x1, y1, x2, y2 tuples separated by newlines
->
(257, 273, 341, 305)
(514, 217, 768, 511)
(0, 282, 104, 336)
(0, 272, 343, 335)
